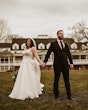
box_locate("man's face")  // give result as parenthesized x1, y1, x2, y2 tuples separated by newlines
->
(57, 31, 64, 40)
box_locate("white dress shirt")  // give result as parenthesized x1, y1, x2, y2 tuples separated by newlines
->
(57, 39, 65, 49)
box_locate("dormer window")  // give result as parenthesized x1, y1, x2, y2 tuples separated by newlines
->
(38, 43, 45, 49)
(46, 43, 50, 49)
(21, 43, 26, 50)
(71, 43, 77, 49)
(81, 44, 86, 50)
(12, 43, 19, 50)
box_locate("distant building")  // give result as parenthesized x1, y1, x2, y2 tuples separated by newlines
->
(0, 36, 88, 72)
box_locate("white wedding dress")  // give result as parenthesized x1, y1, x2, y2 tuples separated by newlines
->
(9, 48, 44, 100)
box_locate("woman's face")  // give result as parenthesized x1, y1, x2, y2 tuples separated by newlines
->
(26, 39, 31, 48)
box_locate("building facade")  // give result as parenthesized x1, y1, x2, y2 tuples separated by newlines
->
(0, 37, 88, 72)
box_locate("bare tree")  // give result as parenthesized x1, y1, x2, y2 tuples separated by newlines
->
(0, 19, 11, 42)
(5, 34, 21, 43)
(69, 20, 88, 42)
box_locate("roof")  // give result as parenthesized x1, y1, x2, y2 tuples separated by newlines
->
(70, 41, 88, 50)
(12, 38, 74, 46)
(0, 43, 12, 48)
(77, 42, 88, 50)
(12, 38, 27, 45)
(1, 38, 87, 51)
(0, 50, 12, 56)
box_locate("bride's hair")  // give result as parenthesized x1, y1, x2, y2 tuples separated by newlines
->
(26, 38, 35, 48)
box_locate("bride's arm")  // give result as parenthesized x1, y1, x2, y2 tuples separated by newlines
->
(31, 47, 45, 67)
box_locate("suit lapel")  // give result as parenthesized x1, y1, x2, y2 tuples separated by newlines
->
(55, 41, 62, 50)
(55, 40, 66, 51)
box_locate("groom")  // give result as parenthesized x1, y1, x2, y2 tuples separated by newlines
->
(43, 30, 74, 100)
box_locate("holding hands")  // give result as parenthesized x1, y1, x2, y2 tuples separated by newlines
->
(40, 62, 46, 68)
(40, 63, 74, 69)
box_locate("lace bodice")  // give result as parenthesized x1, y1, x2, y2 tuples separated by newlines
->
(22, 49, 34, 59)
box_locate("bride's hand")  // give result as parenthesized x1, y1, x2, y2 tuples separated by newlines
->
(40, 62, 46, 68)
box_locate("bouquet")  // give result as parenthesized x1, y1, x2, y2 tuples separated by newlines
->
(11, 71, 18, 82)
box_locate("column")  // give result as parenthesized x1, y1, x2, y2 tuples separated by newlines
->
(8, 56, 10, 70)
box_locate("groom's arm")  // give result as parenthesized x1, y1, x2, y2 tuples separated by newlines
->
(67, 46, 73, 64)
(66, 44, 74, 69)
(44, 42, 53, 63)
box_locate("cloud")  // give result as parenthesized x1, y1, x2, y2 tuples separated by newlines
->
(1, 0, 88, 18)
(0, 0, 88, 37)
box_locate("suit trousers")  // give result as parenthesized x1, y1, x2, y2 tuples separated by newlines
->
(53, 65, 71, 98)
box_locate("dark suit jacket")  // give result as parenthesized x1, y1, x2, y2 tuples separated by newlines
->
(44, 40, 73, 69)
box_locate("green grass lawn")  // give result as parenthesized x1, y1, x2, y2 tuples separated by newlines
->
(0, 70, 88, 110)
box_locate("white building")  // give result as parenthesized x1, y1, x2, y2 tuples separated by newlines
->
(0, 37, 88, 72)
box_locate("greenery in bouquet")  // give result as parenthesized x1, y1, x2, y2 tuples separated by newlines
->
(11, 71, 18, 82)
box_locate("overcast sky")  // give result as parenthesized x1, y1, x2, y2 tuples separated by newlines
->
(0, 0, 88, 38)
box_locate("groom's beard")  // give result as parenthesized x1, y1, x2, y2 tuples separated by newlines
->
(58, 36, 63, 40)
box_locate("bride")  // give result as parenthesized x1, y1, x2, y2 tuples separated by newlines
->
(9, 38, 45, 100)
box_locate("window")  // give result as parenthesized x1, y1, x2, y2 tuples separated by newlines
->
(1, 66, 8, 72)
(1, 57, 9, 63)
(46, 43, 50, 49)
(38, 43, 45, 49)
(39, 55, 44, 60)
(15, 56, 22, 61)
(1, 66, 4, 72)
(21, 43, 26, 50)
(1, 57, 4, 63)
(71, 43, 77, 49)
(5, 57, 8, 63)
(81, 55, 86, 59)
(81, 44, 86, 50)
(73, 55, 79, 59)
(4, 66, 8, 71)
(12, 43, 19, 50)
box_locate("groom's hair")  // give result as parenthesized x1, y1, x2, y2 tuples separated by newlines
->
(26, 38, 35, 48)
(57, 30, 63, 35)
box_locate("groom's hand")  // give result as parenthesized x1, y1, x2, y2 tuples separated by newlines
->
(43, 62, 46, 67)
(42, 62, 46, 68)
(70, 64, 74, 69)
(40, 62, 46, 68)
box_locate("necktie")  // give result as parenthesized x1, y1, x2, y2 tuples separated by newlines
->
(60, 40, 63, 50)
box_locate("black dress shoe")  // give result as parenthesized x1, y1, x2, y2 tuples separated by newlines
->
(68, 97, 73, 101)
